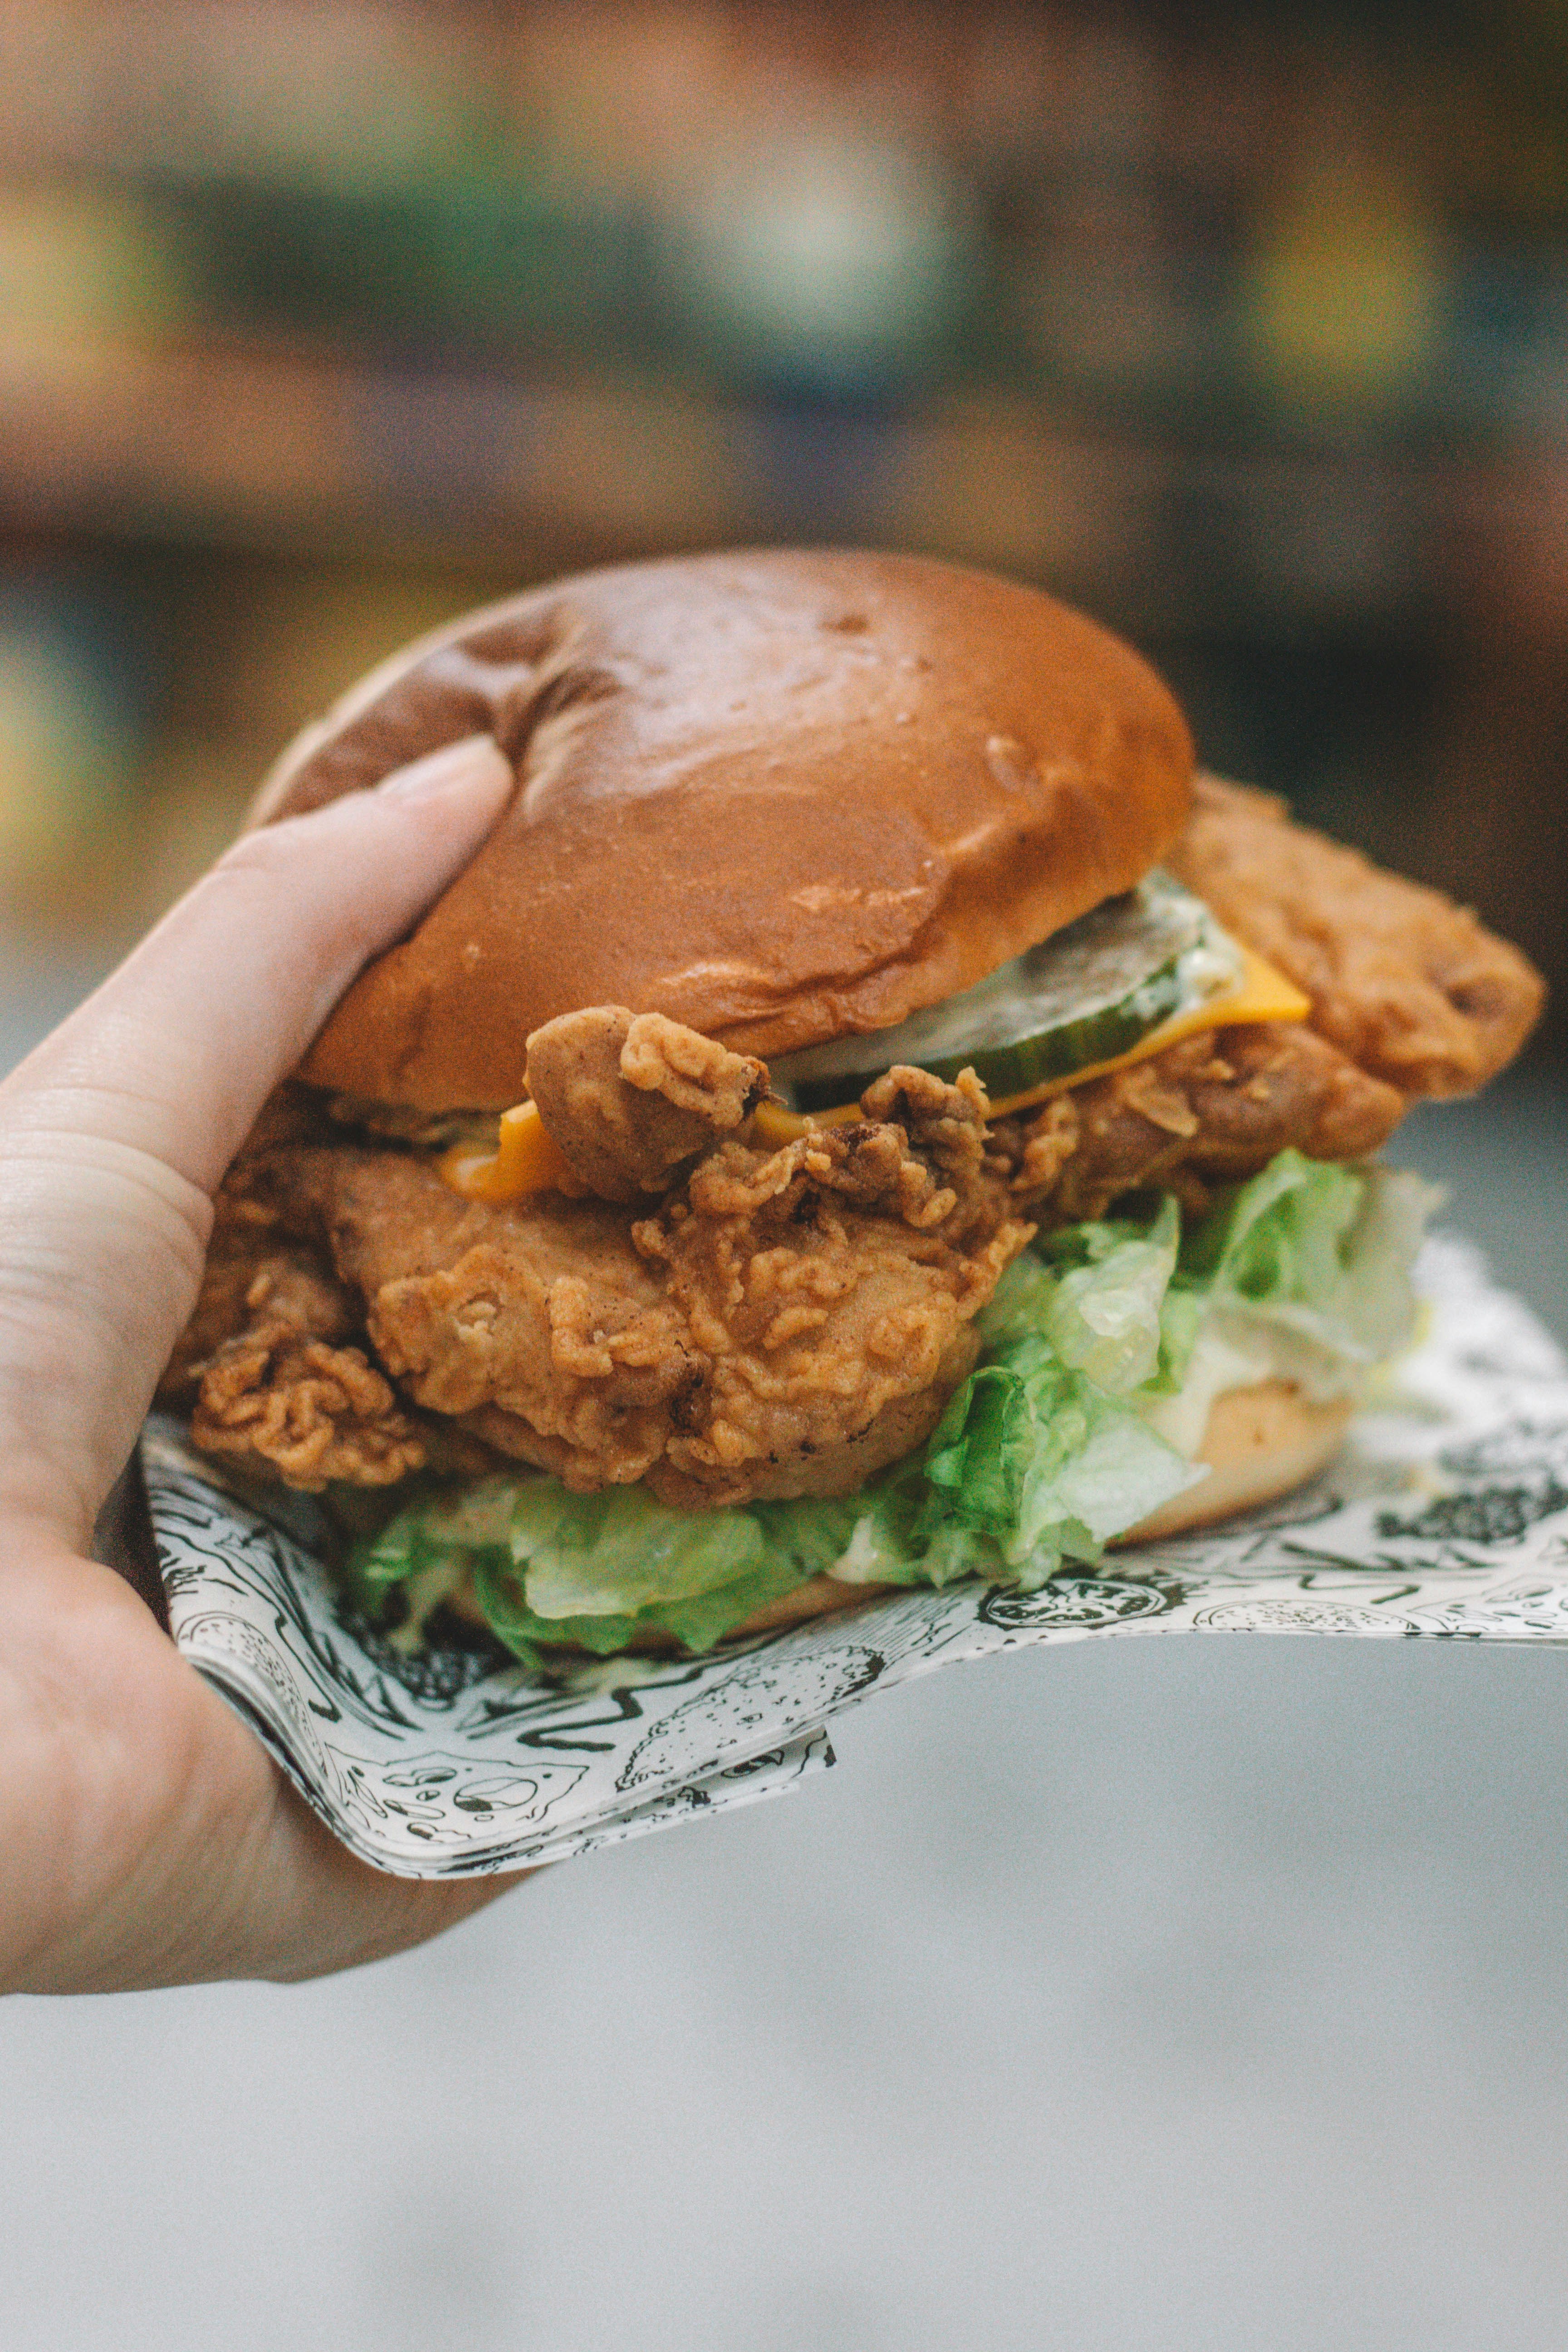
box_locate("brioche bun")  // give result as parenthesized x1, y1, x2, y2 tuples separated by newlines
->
(1114, 1380, 1354, 1544)
(716, 1380, 1353, 1640)
(252, 550, 1193, 1112)
(441, 1378, 1349, 1657)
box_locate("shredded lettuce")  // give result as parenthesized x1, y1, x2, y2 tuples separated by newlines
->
(1042, 1196, 1181, 1395)
(829, 1318, 1199, 1593)
(470, 1547, 818, 1671)
(1173, 1151, 1439, 1365)
(1040, 1153, 1438, 1384)
(343, 1148, 1435, 1667)
(508, 1481, 769, 1619)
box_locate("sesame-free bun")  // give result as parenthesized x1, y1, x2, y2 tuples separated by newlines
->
(1113, 1380, 1353, 1544)
(720, 1380, 1353, 1640)
(440, 1381, 1352, 1656)
(252, 550, 1194, 1112)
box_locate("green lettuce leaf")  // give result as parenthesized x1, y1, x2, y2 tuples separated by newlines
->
(338, 1476, 518, 1654)
(1041, 1196, 1180, 1395)
(1036, 1207, 1197, 1393)
(1175, 1151, 1438, 1363)
(770, 1285, 1198, 1598)
(470, 1544, 819, 1669)
(342, 1148, 1434, 1666)
(508, 1480, 768, 1620)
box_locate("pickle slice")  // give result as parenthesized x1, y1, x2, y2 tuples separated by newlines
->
(775, 872, 1245, 1113)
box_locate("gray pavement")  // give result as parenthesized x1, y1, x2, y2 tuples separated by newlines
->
(3, 940, 1568, 2352)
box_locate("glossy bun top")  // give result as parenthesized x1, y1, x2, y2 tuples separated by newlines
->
(252, 549, 1194, 1109)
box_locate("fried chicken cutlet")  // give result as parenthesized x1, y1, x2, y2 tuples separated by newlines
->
(170, 1039, 1032, 1508)
(1168, 776, 1544, 1096)
(162, 784, 1543, 1510)
(991, 773, 1544, 1223)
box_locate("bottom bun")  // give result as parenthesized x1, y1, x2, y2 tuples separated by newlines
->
(446, 1380, 1355, 1657)
(1112, 1378, 1353, 1545)
(724, 1379, 1354, 1639)
(724, 1571, 901, 1639)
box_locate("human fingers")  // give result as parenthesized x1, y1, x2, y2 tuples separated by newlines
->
(0, 734, 513, 1538)
(246, 1785, 533, 1989)
(1, 731, 514, 1192)
(0, 1541, 529, 1993)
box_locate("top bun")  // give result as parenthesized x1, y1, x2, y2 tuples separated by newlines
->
(253, 549, 1194, 1111)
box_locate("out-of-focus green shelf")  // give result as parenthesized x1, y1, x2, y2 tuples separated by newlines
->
(0, 331, 731, 563)
(3, 327, 1540, 639)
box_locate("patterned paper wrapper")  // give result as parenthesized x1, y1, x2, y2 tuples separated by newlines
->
(141, 1235, 1568, 1879)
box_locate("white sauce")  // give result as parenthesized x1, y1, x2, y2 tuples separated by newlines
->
(1138, 1309, 1362, 1459)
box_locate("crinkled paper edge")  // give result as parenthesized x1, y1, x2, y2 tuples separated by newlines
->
(143, 1235, 1568, 1878)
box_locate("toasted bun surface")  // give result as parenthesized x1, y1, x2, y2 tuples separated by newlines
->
(253, 550, 1194, 1111)
(441, 1380, 1351, 1654)
(1113, 1380, 1353, 1545)
(721, 1380, 1352, 1640)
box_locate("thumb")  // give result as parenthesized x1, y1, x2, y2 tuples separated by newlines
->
(4, 732, 515, 1191)
(0, 732, 514, 1539)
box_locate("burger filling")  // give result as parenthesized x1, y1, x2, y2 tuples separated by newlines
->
(158, 777, 1542, 1668)
(343, 1147, 1437, 1667)
(771, 867, 1271, 1112)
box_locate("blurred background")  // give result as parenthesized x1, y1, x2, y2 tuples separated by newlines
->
(2, 7, 1567, 2349)
(0, 0, 1565, 1021)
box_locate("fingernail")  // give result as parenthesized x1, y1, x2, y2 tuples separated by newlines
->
(374, 733, 513, 803)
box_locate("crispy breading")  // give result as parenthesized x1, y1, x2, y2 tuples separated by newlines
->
(523, 1006, 767, 1200)
(191, 1319, 428, 1490)
(162, 1209, 427, 1489)
(336, 1159, 699, 1493)
(156, 1174, 471, 1490)
(632, 1067, 1027, 1504)
(991, 1022, 1407, 1225)
(179, 1064, 1030, 1505)
(156, 1175, 353, 1402)
(170, 760, 1545, 1513)
(1168, 776, 1545, 1097)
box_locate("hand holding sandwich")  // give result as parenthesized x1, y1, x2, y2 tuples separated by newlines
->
(0, 733, 524, 1994)
(0, 548, 1544, 1982)
(169, 554, 1539, 1670)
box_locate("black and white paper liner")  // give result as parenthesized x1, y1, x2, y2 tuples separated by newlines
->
(144, 1235, 1568, 1879)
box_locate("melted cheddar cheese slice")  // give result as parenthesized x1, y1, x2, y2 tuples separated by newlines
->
(750, 947, 1312, 1146)
(441, 1101, 580, 1203)
(443, 946, 1313, 1200)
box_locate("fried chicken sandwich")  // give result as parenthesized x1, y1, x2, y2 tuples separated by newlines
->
(159, 551, 1544, 1666)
